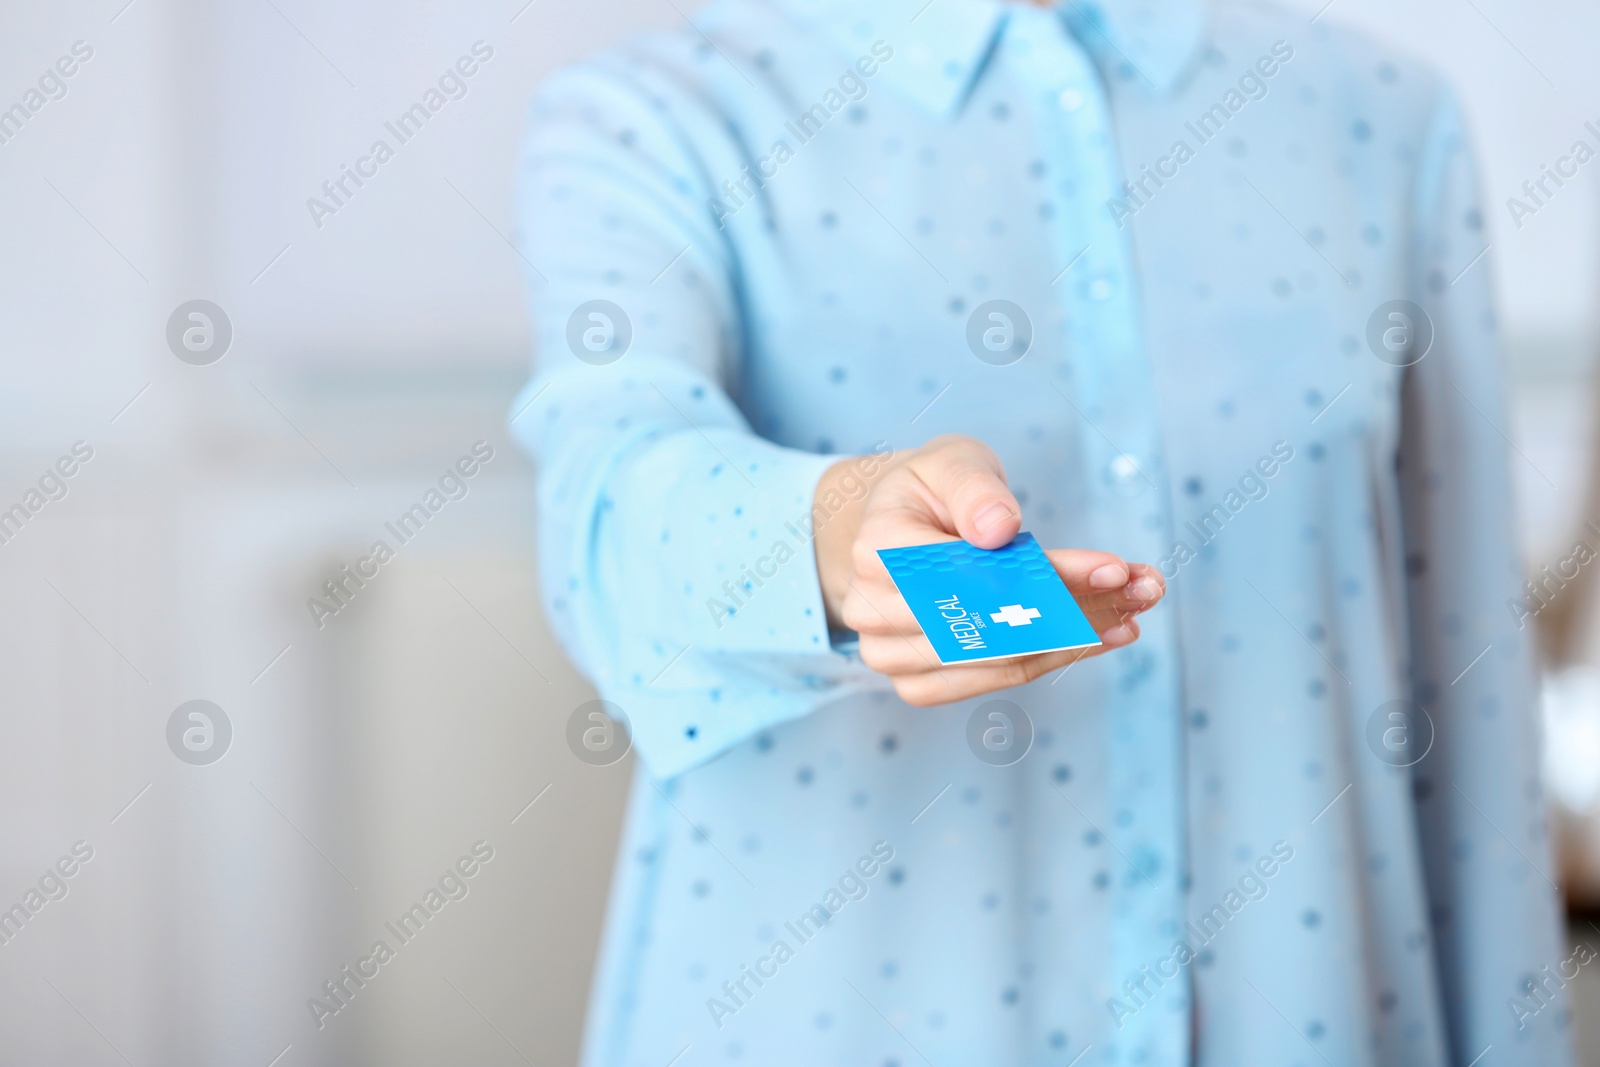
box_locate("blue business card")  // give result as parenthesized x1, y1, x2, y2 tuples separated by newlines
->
(876, 533, 1101, 664)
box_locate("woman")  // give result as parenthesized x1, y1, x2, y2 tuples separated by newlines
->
(510, 0, 1572, 1062)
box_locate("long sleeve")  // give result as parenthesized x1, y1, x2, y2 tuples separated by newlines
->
(1398, 85, 1572, 1063)
(507, 48, 873, 779)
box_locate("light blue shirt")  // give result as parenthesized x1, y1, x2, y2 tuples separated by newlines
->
(508, 1, 1573, 1063)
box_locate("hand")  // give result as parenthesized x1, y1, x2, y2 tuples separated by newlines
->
(813, 435, 1164, 706)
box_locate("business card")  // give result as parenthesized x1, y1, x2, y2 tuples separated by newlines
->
(876, 532, 1101, 664)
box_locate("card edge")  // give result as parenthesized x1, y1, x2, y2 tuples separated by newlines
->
(930, 638, 1104, 666)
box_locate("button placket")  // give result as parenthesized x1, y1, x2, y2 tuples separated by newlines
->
(1004, 12, 1187, 1066)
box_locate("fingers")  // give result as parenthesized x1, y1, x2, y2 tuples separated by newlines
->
(857, 629, 944, 675)
(861, 618, 1141, 680)
(1048, 551, 1164, 610)
(1047, 547, 1129, 590)
(1123, 563, 1165, 614)
(859, 604, 1148, 705)
(883, 642, 1113, 707)
(1098, 614, 1141, 648)
(839, 576, 920, 637)
(904, 436, 1022, 550)
(1107, 563, 1164, 622)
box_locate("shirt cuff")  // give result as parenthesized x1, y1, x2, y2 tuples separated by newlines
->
(595, 429, 882, 775)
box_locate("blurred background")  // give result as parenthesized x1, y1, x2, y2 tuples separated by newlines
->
(1, 0, 1598, 1063)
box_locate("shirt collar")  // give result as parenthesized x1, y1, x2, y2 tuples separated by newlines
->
(775, 0, 1208, 115)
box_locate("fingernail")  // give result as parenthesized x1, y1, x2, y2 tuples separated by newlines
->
(1102, 623, 1135, 645)
(1130, 577, 1162, 603)
(973, 502, 1013, 534)
(1089, 563, 1127, 589)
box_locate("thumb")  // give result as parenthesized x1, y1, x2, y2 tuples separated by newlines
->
(912, 436, 1022, 550)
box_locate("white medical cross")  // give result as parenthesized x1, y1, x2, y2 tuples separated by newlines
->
(990, 604, 1042, 627)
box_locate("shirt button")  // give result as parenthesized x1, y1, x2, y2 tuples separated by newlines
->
(1108, 454, 1144, 491)
(1057, 88, 1084, 112)
(1088, 278, 1114, 301)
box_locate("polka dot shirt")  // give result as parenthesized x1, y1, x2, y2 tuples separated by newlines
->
(508, 0, 1573, 1064)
